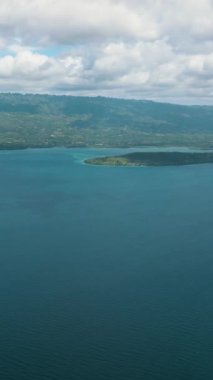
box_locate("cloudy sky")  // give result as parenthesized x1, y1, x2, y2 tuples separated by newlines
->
(0, 0, 213, 104)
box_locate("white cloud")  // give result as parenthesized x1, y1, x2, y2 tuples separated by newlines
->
(0, 0, 212, 103)
(0, 0, 158, 45)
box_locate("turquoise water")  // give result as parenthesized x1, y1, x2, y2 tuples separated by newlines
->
(1, 148, 213, 380)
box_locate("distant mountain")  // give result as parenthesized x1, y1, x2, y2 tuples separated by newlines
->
(0, 93, 212, 149)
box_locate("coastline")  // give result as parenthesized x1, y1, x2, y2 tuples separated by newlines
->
(85, 151, 213, 167)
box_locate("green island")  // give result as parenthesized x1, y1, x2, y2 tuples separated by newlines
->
(85, 152, 213, 166)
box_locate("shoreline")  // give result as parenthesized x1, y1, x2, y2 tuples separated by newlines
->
(1, 144, 213, 152)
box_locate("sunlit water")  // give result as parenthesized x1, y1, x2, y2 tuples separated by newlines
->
(0, 148, 213, 380)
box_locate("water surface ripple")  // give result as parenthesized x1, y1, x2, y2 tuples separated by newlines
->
(0, 148, 213, 379)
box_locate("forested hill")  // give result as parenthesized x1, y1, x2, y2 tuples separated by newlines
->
(0, 93, 213, 149)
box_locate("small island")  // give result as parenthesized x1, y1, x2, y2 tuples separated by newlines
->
(85, 151, 213, 166)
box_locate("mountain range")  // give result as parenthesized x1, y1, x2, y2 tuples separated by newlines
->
(0, 94, 212, 149)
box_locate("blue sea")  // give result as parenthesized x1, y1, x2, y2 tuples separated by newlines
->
(1, 148, 213, 380)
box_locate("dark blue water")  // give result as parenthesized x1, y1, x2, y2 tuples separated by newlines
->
(1, 148, 213, 380)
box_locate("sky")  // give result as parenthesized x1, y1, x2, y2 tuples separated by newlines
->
(0, 0, 213, 104)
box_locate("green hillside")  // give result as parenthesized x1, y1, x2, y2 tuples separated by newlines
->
(0, 93, 212, 149)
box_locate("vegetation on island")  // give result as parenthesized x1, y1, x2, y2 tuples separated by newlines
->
(85, 152, 213, 166)
(0, 93, 213, 149)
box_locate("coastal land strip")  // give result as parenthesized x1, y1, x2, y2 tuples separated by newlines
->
(85, 152, 213, 167)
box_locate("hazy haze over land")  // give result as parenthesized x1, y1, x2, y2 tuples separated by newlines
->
(0, 0, 213, 104)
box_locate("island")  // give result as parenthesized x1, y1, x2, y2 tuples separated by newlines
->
(85, 151, 213, 166)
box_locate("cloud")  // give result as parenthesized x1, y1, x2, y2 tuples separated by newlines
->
(0, 0, 212, 104)
(0, 0, 158, 45)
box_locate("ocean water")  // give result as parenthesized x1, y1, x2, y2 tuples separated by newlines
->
(0, 148, 213, 380)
